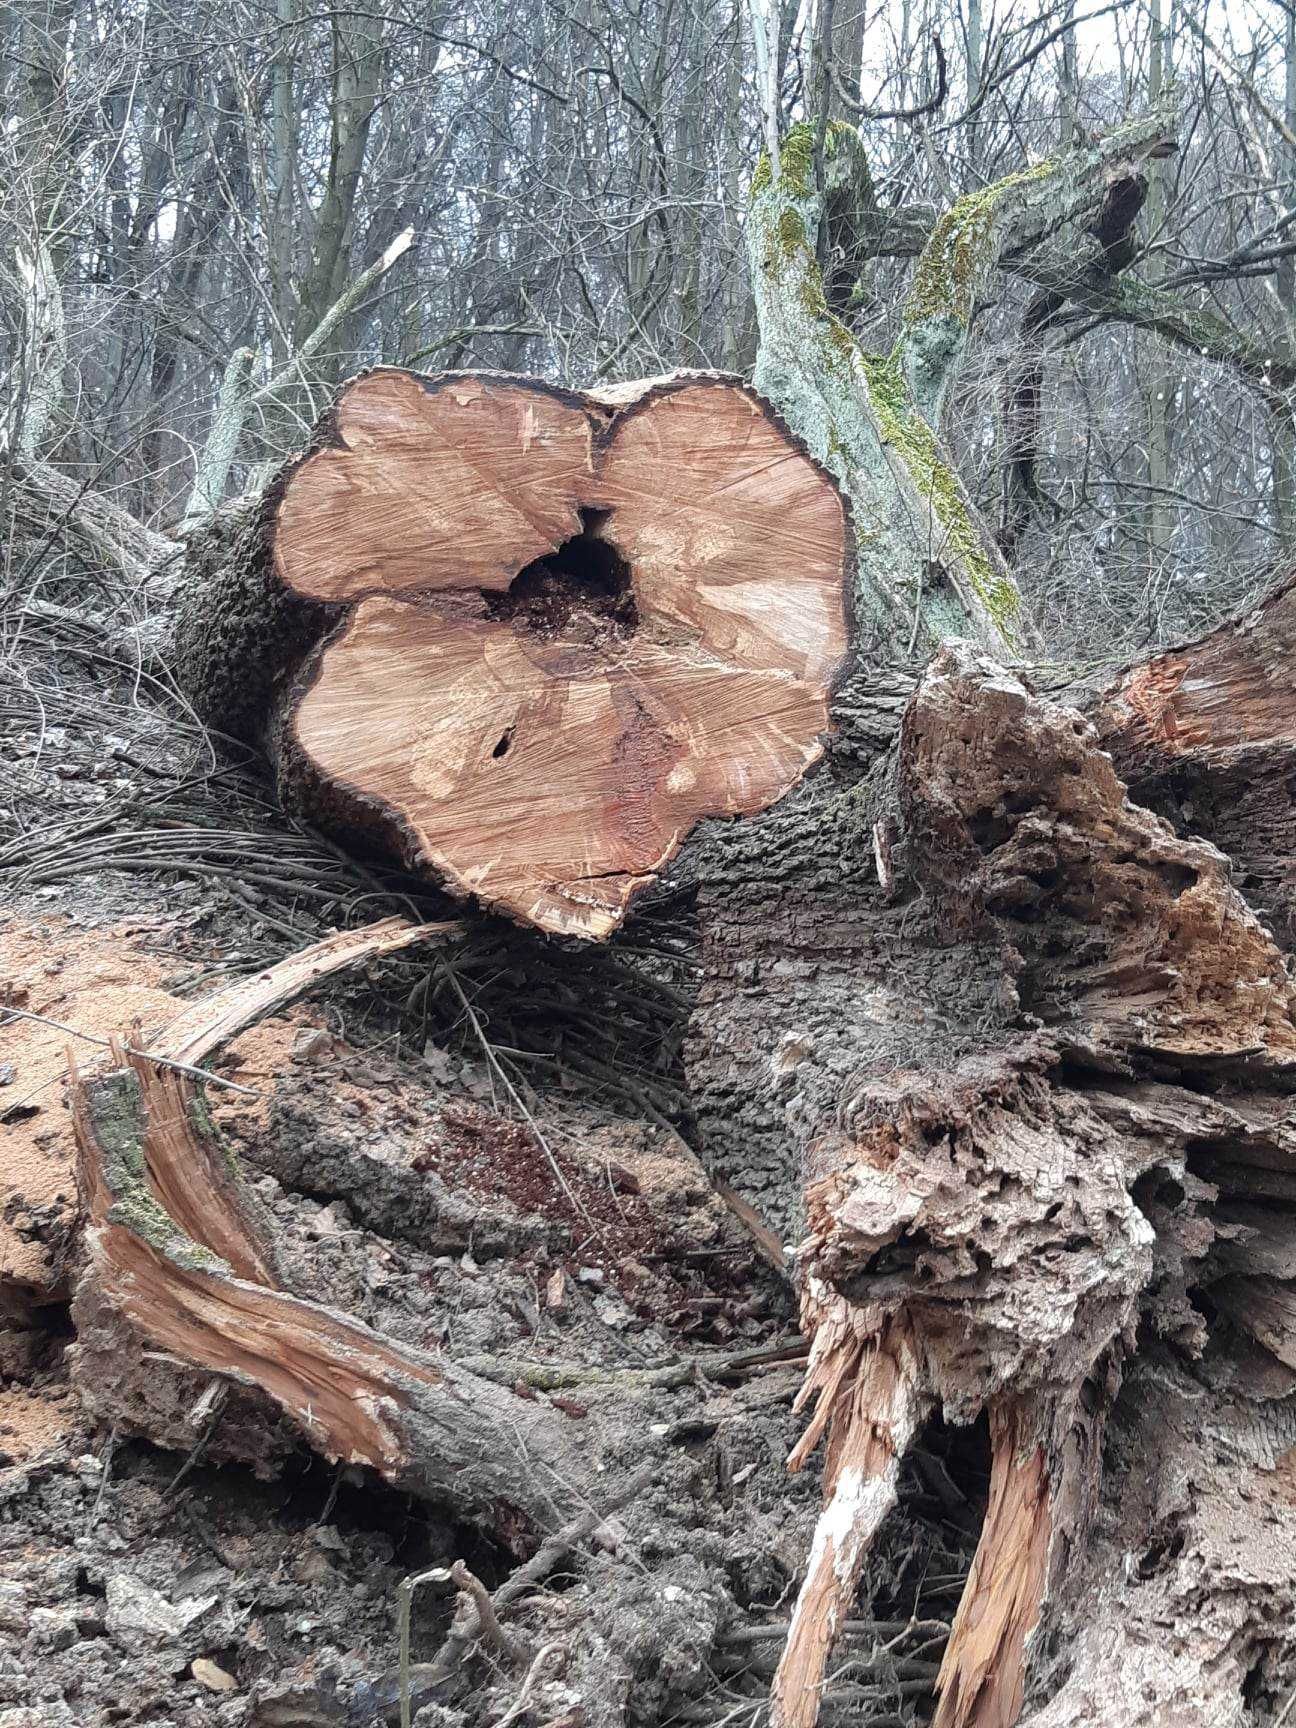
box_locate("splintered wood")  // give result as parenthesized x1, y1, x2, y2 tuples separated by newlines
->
(932, 1399, 1051, 1728)
(770, 642, 1296, 1728)
(770, 1317, 923, 1728)
(67, 918, 590, 1525)
(279, 371, 850, 938)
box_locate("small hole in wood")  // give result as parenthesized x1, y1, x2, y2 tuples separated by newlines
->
(486, 506, 637, 644)
(492, 729, 513, 759)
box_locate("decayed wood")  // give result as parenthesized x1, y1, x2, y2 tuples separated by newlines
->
(127, 916, 451, 1283)
(173, 368, 851, 940)
(67, 919, 588, 1528)
(705, 640, 1296, 1728)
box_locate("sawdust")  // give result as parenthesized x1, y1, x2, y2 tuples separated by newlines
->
(0, 913, 181, 1301)
(0, 1381, 79, 1462)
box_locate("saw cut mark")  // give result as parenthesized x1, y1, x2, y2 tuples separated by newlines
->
(285, 372, 851, 938)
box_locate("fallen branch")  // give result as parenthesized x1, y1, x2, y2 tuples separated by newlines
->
(67, 918, 594, 1528)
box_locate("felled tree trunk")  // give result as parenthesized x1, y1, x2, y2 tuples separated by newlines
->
(172, 369, 851, 939)
(43, 103, 1296, 1728)
(76, 615, 1296, 1727)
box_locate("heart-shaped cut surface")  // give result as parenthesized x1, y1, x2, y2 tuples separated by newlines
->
(279, 370, 850, 938)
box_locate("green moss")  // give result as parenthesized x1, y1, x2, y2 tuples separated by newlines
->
(87, 1070, 227, 1274)
(776, 207, 806, 259)
(859, 347, 1020, 635)
(823, 120, 854, 161)
(906, 160, 1054, 327)
(778, 122, 816, 195)
(746, 122, 1024, 649)
(751, 120, 820, 201)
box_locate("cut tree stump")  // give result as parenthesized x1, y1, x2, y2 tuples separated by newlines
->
(173, 370, 852, 939)
(1094, 568, 1296, 950)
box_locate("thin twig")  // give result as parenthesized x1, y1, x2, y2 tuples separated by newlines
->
(2, 1007, 260, 1094)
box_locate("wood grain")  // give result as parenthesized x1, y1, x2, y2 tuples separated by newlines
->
(277, 370, 850, 937)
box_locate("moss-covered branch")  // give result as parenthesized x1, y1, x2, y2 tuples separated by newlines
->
(901, 107, 1177, 424)
(747, 121, 1030, 658)
(1064, 273, 1296, 392)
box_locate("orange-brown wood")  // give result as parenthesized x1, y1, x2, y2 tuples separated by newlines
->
(112, 918, 450, 1289)
(278, 371, 850, 938)
(1094, 570, 1296, 758)
(932, 1398, 1052, 1728)
(67, 920, 582, 1519)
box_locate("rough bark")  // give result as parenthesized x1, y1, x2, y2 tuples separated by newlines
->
(682, 633, 1296, 1727)
(172, 367, 851, 940)
(35, 587, 1296, 1727)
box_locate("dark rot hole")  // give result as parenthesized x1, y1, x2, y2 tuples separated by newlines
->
(486, 506, 637, 642)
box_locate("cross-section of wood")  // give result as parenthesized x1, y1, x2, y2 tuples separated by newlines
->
(173, 370, 852, 939)
(1093, 569, 1296, 762)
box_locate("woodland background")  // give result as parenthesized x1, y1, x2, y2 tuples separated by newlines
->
(9, 5, 1296, 1726)
(7, 0, 1296, 667)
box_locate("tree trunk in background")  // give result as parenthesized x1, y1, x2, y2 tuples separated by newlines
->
(964, 0, 983, 180)
(1273, 0, 1296, 550)
(829, 0, 868, 123)
(1059, 0, 1079, 149)
(268, 0, 301, 366)
(293, 12, 383, 353)
(1142, 0, 1175, 581)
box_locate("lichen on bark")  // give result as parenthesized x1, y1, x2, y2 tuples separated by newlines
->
(747, 123, 1028, 657)
(83, 1069, 227, 1274)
